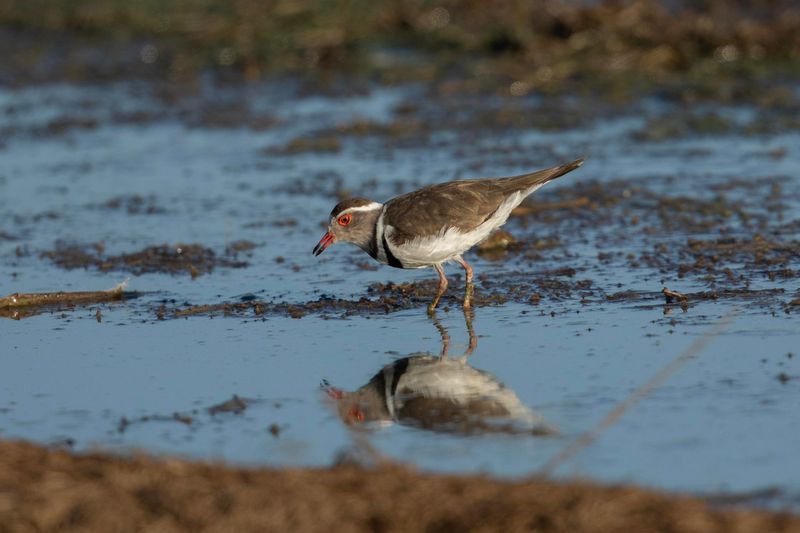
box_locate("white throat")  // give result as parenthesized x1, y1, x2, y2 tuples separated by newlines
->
(374, 205, 388, 264)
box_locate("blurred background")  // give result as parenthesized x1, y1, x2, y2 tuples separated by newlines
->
(1, 0, 799, 100)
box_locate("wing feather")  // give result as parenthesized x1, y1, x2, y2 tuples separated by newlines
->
(385, 159, 583, 245)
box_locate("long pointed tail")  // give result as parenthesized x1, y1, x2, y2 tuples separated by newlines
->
(502, 158, 585, 193)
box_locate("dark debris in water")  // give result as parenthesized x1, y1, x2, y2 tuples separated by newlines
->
(116, 394, 266, 434)
(100, 195, 166, 215)
(162, 279, 787, 320)
(184, 103, 279, 130)
(9, 168, 796, 320)
(512, 176, 799, 285)
(267, 134, 342, 155)
(118, 412, 194, 434)
(272, 170, 348, 199)
(208, 395, 251, 416)
(675, 236, 800, 281)
(0, 230, 18, 241)
(632, 110, 800, 142)
(41, 242, 253, 277)
(158, 172, 799, 318)
(33, 115, 99, 138)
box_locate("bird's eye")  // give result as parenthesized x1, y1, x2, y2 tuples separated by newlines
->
(348, 406, 364, 423)
(338, 214, 352, 226)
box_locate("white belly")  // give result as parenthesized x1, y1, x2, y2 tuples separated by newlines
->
(385, 190, 525, 268)
(386, 226, 483, 267)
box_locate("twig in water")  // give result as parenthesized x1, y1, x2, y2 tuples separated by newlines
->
(0, 279, 129, 309)
(662, 287, 688, 304)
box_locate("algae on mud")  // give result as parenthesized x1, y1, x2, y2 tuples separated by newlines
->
(41, 242, 252, 277)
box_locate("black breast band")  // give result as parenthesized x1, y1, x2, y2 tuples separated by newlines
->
(389, 358, 410, 397)
(382, 234, 404, 269)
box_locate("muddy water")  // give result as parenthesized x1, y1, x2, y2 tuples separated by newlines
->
(0, 81, 798, 508)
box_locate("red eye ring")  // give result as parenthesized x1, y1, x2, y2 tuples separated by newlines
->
(337, 213, 352, 226)
(348, 406, 364, 423)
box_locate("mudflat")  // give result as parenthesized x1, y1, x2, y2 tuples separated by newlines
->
(0, 439, 798, 533)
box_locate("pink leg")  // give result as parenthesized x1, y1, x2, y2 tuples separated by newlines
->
(455, 256, 474, 284)
(427, 263, 448, 315)
(455, 256, 474, 310)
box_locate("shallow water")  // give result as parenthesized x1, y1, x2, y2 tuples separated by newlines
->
(1, 81, 798, 508)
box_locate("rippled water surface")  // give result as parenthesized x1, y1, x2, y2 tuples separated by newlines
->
(1, 81, 798, 508)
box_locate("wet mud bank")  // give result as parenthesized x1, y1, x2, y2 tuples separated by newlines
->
(1, 59, 799, 518)
(148, 174, 800, 320)
(7, 170, 797, 320)
(1, 439, 799, 533)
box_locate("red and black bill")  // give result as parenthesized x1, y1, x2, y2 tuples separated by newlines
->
(313, 231, 335, 256)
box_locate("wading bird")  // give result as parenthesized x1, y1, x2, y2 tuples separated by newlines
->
(313, 159, 584, 313)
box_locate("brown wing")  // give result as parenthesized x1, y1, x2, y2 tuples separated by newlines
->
(384, 179, 508, 245)
(384, 159, 584, 245)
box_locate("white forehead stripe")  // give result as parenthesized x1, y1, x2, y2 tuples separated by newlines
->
(339, 202, 382, 214)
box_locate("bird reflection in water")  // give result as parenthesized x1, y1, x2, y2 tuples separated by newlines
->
(323, 309, 552, 436)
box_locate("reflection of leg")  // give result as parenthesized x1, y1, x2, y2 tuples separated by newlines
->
(429, 314, 450, 358)
(455, 256, 474, 310)
(427, 264, 448, 315)
(463, 306, 477, 356)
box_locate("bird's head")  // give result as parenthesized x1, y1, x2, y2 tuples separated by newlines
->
(313, 198, 382, 256)
(322, 381, 369, 425)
